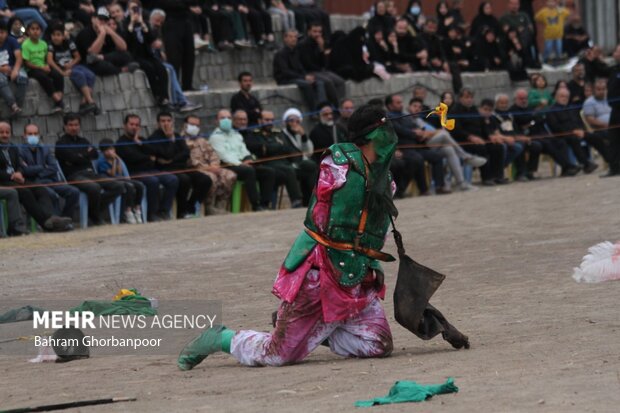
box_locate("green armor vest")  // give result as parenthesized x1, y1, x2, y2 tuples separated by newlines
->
(283, 143, 395, 286)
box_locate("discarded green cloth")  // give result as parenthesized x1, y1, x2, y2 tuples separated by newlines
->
(69, 300, 156, 316)
(0, 305, 47, 324)
(355, 377, 458, 407)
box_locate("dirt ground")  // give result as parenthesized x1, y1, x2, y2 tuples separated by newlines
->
(1, 172, 619, 413)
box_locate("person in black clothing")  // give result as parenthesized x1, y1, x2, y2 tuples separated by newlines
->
(230, 71, 262, 127)
(244, 0, 276, 48)
(503, 28, 530, 81)
(368, 28, 399, 74)
(123, 1, 170, 107)
(385, 94, 450, 194)
(604, 44, 620, 177)
(563, 14, 590, 58)
(471, 27, 506, 72)
(116, 113, 179, 221)
(297, 22, 345, 107)
(394, 18, 428, 71)
(470, 1, 500, 39)
(55, 113, 124, 225)
(75, 7, 134, 76)
(420, 18, 448, 74)
(287, 0, 330, 36)
(367, 1, 394, 39)
(273, 29, 326, 112)
(451, 88, 506, 186)
(545, 88, 602, 174)
(148, 111, 212, 218)
(567, 63, 586, 106)
(0, 122, 73, 233)
(442, 24, 471, 73)
(157, 0, 195, 90)
(202, 0, 234, 50)
(579, 46, 610, 83)
(309, 102, 346, 162)
(327, 27, 376, 82)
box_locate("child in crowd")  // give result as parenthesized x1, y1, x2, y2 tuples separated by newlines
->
(0, 19, 28, 116)
(97, 139, 144, 224)
(21, 21, 67, 113)
(535, 0, 570, 62)
(47, 23, 100, 115)
(528, 73, 553, 109)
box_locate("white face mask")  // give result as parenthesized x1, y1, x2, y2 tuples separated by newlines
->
(185, 124, 200, 137)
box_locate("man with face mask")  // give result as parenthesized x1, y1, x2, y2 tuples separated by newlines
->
(309, 102, 347, 163)
(18, 123, 79, 218)
(210, 109, 275, 211)
(184, 115, 237, 214)
(178, 104, 399, 369)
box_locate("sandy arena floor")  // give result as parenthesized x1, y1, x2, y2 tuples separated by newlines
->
(0, 172, 619, 412)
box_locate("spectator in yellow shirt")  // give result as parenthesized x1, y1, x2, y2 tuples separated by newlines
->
(535, 0, 570, 62)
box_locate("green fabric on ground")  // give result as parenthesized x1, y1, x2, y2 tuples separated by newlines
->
(0, 305, 47, 324)
(69, 300, 156, 316)
(355, 378, 458, 407)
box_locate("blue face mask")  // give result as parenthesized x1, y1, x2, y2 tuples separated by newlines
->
(26, 135, 40, 145)
(410, 5, 421, 15)
(219, 118, 232, 132)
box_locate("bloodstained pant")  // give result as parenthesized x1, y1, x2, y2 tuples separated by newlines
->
(230, 269, 393, 366)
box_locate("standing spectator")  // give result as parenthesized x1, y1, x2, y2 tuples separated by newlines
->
(582, 78, 618, 175)
(288, 0, 330, 36)
(604, 44, 620, 177)
(280, 107, 318, 205)
(18, 123, 79, 219)
(545, 87, 602, 174)
(298, 22, 345, 108)
(579, 46, 610, 83)
(268, 1, 295, 32)
(156, 0, 195, 90)
(451, 88, 506, 186)
(96, 138, 144, 224)
(309, 102, 346, 162)
(0, 122, 73, 232)
(504, 28, 530, 81)
(184, 115, 237, 214)
(403, 1, 424, 33)
(0, 19, 26, 116)
(230, 71, 262, 127)
(471, 27, 506, 72)
(470, 1, 501, 38)
(148, 111, 212, 218)
(210, 109, 275, 211)
(47, 23, 99, 116)
(567, 63, 586, 105)
(336, 98, 354, 132)
(435, 1, 453, 37)
(499, 0, 537, 68)
(273, 29, 326, 112)
(75, 7, 134, 76)
(563, 14, 590, 57)
(55, 113, 124, 225)
(116, 114, 179, 222)
(0, 187, 27, 235)
(528, 73, 552, 109)
(535, 0, 570, 62)
(22, 21, 67, 113)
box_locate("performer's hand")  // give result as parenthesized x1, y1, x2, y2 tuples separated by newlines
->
(374, 270, 384, 290)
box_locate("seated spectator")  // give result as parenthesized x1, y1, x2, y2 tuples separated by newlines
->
(230, 71, 262, 127)
(96, 139, 144, 224)
(210, 109, 275, 211)
(441, 91, 455, 107)
(442, 24, 471, 73)
(0, 187, 27, 235)
(336, 98, 354, 131)
(493, 93, 541, 181)
(0, 0, 48, 33)
(499, 0, 538, 68)
(280, 108, 318, 205)
(47, 23, 100, 115)
(546, 87, 605, 174)
(76, 7, 134, 76)
(420, 18, 449, 74)
(579, 46, 610, 82)
(108, 2, 126, 33)
(123, 0, 171, 108)
(386, 94, 450, 194)
(204, 0, 251, 50)
(583, 79, 618, 175)
(268, 1, 295, 32)
(309, 102, 346, 162)
(368, 1, 394, 39)
(148, 111, 212, 219)
(288, 0, 330, 36)
(245, 110, 304, 208)
(563, 14, 590, 58)
(567, 63, 586, 105)
(188, 2, 216, 52)
(367, 28, 399, 74)
(7, 16, 25, 44)
(412, 85, 430, 111)
(328, 26, 389, 82)
(0, 19, 27, 116)
(535, 0, 570, 62)
(0, 122, 73, 232)
(435, 1, 452, 37)
(403, 1, 425, 33)
(55, 113, 124, 225)
(244, 0, 276, 48)
(22, 21, 67, 113)
(448, 0, 468, 33)
(503, 28, 530, 81)
(451, 88, 506, 186)
(409, 97, 485, 191)
(528, 73, 552, 109)
(471, 27, 506, 72)
(470, 1, 500, 38)
(273, 29, 326, 112)
(73, 0, 95, 28)
(184, 115, 236, 214)
(298, 22, 345, 107)
(394, 18, 427, 71)
(232, 109, 250, 139)
(18, 123, 79, 219)
(116, 114, 179, 222)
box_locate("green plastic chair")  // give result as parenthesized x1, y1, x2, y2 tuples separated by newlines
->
(231, 181, 244, 214)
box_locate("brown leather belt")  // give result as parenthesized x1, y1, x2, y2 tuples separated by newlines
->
(305, 228, 395, 262)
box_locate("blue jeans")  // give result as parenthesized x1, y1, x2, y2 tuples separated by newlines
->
(69, 64, 96, 89)
(285, 78, 326, 113)
(163, 62, 188, 107)
(504, 142, 524, 167)
(543, 39, 563, 61)
(134, 172, 179, 220)
(0, 69, 28, 107)
(13, 8, 47, 32)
